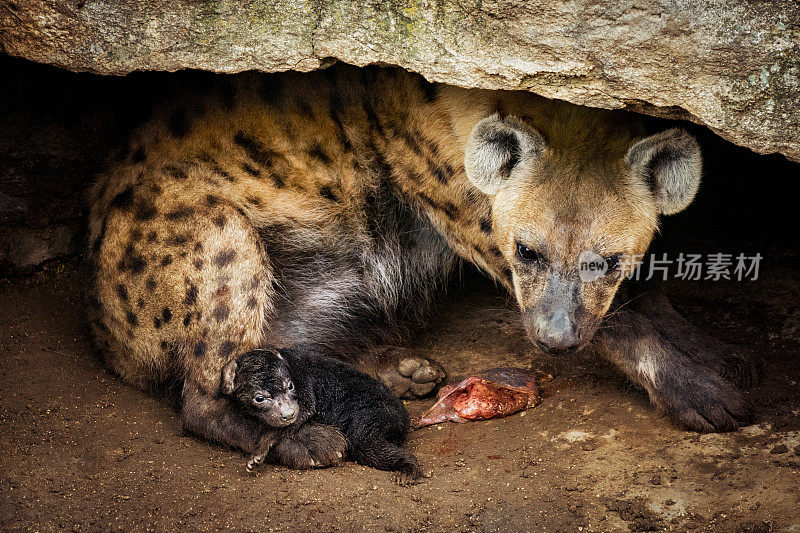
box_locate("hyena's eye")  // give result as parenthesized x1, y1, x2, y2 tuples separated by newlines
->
(604, 254, 623, 273)
(516, 242, 541, 264)
(286, 382, 294, 391)
(253, 393, 271, 404)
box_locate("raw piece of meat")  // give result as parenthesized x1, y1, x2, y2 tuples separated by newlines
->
(412, 368, 540, 429)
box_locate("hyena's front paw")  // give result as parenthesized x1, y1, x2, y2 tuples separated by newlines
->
(374, 347, 446, 398)
(647, 295, 760, 390)
(269, 422, 347, 469)
(648, 362, 754, 433)
(714, 347, 760, 391)
(666, 330, 760, 390)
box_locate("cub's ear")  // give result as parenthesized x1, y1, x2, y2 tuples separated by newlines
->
(464, 114, 546, 195)
(220, 359, 238, 395)
(626, 128, 702, 215)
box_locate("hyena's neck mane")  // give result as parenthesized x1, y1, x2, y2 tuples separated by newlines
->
(361, 67, 513, 288)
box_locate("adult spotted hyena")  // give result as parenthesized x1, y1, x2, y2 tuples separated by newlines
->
(86, 65, 755, 461)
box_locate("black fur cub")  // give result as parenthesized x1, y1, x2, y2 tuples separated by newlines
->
(221, 345, 421, 480)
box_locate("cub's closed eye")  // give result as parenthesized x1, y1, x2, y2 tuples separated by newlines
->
(516, 242, 540, 263)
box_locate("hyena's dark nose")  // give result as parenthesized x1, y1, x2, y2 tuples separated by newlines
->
(534, 308, 579, 352)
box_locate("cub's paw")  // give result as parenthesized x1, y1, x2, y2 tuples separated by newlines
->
(375, 348, 445, 398)
(246, 454, 265, 472)
(649, 363, 754, 433)
(269, 422, 347, 469)
(392, 469, 424, 486)
(390, 451, 424, 486)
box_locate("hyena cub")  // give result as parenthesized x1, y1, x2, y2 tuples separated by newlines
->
(221, 346, 422, 480)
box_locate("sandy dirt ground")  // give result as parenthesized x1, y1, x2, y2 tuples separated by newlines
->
(1, 257, 798, 532)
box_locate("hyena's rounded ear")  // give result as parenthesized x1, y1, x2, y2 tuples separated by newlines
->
(626, 128, 702, 215)
(464, 114, 546, 195)
(220, 359, 238, 395)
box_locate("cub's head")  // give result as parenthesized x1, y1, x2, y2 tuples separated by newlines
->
(465, 113, 701, 353)
(221, 348, 299, 427)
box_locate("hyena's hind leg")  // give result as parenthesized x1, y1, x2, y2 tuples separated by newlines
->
(130, 200, 275, 451)
(90, 182, 273, 450)
(173, 206, 347, 467)
(90, 184, 341, 463)
(182, 382, 264, 454)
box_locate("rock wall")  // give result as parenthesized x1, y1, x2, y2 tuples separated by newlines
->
(0, 58, 160, 275)
(2, 0, 798, 162)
